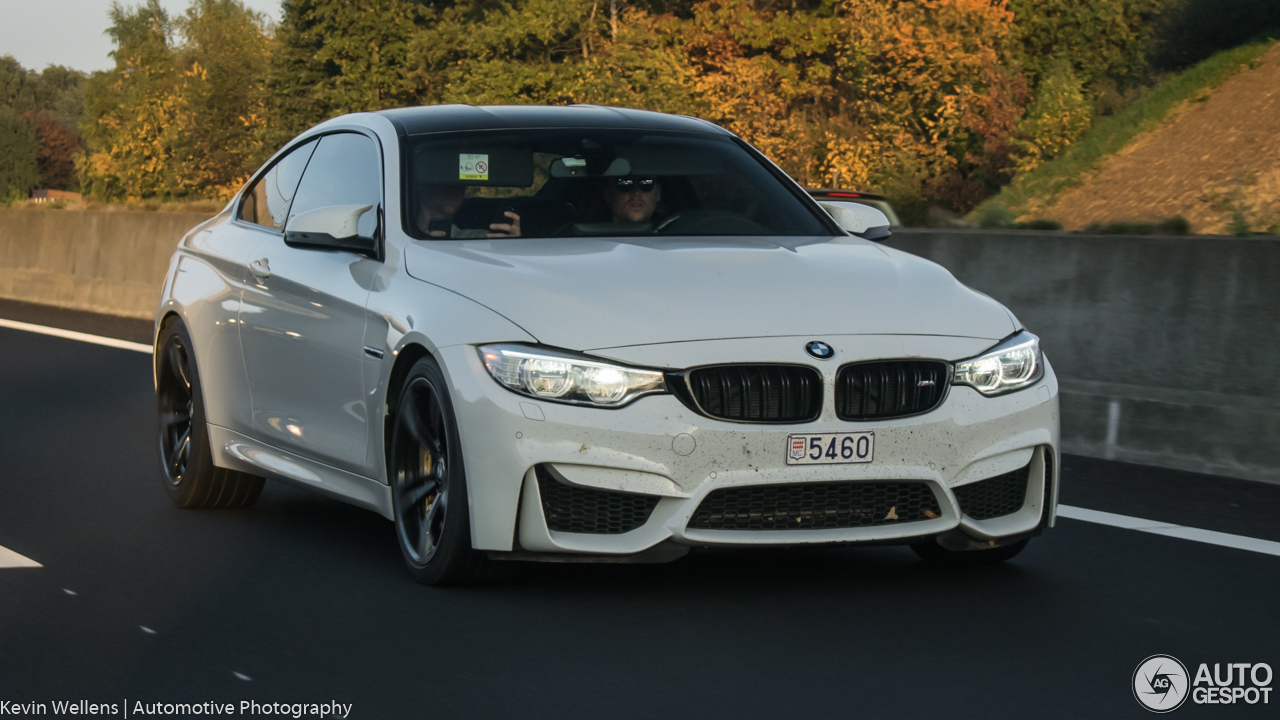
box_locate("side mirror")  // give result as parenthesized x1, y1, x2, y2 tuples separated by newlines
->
(284, 204, 378, 257)
(818, 201, 892, 241)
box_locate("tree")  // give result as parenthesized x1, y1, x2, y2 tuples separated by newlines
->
(79, 0, 271, 200)
(1009, 0, 1176, 89)
(22, 110, 80, 190)
(79, 0, 182, 200)
(0, 107, 40, 202)
(1, 56, 85, 191)
(171, 0, 271, 195)
(261, 0, 429, 156)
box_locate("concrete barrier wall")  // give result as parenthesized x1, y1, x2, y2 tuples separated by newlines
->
(0, 209, 211, 320)
(889, 229, 1280, 484)
(1, 210, 1276, 482)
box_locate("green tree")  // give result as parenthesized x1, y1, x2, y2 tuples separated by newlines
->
(172, 0, 272, 194)
(1009, 0, 1176, 88)
(0, 107, 40, 202)
(261, 0, 429, 156)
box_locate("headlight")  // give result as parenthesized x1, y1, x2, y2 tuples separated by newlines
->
(952, 331, 1043, 396)
(478, 344, 666, 408)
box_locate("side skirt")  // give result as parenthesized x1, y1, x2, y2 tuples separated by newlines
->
(206, 424, 393, 519)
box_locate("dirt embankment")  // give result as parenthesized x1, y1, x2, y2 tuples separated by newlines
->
(1040, 44, 1280, 234)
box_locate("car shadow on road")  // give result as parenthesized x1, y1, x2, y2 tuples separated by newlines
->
(236, 479, 1051, 602)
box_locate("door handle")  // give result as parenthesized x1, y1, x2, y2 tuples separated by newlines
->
(249, 258, 270, 281)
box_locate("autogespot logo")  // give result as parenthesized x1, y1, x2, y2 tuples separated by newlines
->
(1134, 655, 1190, 713)
(805, 341, 834, 360)
(1133, 655, 1274, 711)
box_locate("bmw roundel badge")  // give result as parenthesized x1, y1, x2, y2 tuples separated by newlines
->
(805, 341, 834, 360)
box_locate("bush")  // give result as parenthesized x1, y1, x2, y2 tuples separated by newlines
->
(1157, 216, 1191, 235)
(1020, 219, 1064, 231)
(1083, 217, 1192, 235)
(1013, 62, 1093, 174)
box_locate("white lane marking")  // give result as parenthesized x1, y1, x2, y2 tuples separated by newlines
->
(0, 318, 151, 354)
(63, 588, 76, 595)
(0, 545, 42, 568)
(1058, 505, 1280, 558)
(141, 626, 157, 634)
(233, 672, 252, 681)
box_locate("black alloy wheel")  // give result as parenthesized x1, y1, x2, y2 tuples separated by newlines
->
(157, 335, 194, 487)
(389, 356, 489, 585)
(154, 317, 263, 508)
(393, 377, 451, 564)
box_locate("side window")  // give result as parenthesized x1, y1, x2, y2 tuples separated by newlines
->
(239, 139, 317, 230)
(287, 133, 382, 238)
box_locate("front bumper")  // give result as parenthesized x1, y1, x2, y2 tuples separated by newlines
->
(439, 340, 1061, 555)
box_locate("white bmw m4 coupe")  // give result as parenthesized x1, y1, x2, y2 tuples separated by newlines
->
(154, 105, 1060, 584)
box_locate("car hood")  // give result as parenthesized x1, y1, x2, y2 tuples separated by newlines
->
(403, 235, 1016, 351)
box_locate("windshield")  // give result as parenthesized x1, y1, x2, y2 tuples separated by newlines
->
(401, 129, 834, 240)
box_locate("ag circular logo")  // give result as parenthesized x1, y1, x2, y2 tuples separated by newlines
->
(805, 341, 834, 360)
(1134, 655, 1190, 713)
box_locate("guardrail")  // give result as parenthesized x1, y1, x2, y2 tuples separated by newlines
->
(0, 209, 210, 320)
(1, 209, 1276, 483)
(889, 228, 1280, 484)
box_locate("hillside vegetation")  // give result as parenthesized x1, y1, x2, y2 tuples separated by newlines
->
(973, 39, 1280, 232)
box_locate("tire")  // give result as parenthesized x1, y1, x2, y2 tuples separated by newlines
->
(388, 355, 489, 586)
(911, 537, 1029, 564)
(155, 317, 264, 508)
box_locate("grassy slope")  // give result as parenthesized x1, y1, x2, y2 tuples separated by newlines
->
(973, 38, 1279, 222)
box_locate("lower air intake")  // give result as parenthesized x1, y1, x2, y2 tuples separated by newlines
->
(954, 463, 1030, 520)
(535, 465, 660, 534)
(688, 481, 942, 530)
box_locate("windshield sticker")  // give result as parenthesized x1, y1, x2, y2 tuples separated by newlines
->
(460, 153, 489, 181)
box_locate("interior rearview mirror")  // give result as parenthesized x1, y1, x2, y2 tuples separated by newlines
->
(549, 157, 632, 178)
(818, 201, 892, 241)
(284, 204, 378, 257)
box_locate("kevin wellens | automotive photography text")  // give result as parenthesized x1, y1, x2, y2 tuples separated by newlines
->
(0, 700, 353, 718)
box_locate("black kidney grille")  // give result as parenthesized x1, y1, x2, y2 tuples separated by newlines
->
(835, 360, 949, 420)
(688, 481, 942, 530)
(536, 465, 660, 534)
(688, 365, 821, 422)
(954, 463, 1030, 520)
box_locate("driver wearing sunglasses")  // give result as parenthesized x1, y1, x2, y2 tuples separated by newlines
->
(604, 176, 662, 223)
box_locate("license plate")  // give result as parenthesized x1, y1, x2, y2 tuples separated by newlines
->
(785, 432, 875, 466)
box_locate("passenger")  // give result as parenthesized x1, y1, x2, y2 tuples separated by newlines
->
(604, 176, 662, 223)
(416, 183, 521, 238)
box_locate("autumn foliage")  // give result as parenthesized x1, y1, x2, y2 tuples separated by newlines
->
(69, 0, 1188, 219)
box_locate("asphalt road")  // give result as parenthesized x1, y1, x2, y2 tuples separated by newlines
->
(1, 302, 1278, 719)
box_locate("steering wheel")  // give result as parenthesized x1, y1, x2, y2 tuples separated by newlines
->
(655, 208, 768, 235)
